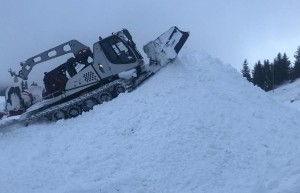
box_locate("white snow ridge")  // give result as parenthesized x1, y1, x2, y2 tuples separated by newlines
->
(1, 48, 300, 193)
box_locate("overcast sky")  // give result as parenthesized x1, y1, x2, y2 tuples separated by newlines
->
(1, 0, 300, 87)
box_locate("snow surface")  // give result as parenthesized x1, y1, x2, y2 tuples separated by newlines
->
(269, 79, 300, 112)
(1, 48, 300, 193)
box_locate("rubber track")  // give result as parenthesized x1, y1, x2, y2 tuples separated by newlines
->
(27, 79, 131, 122)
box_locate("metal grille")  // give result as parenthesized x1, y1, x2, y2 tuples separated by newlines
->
(83, 72, 97, 82)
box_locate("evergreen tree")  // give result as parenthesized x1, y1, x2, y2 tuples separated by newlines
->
(272, 52, 291, 86)
(282, 53, 291, 81)
(252, 60, 265, 89)
(291, 46, 300, 81)
(262, 60, 273, 91)
(241, 59, 251, 82)
(273, 52, 283, 85)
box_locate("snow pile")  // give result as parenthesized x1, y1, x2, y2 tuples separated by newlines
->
(269, 79, 300, 112)
(1, 48, 300, 193)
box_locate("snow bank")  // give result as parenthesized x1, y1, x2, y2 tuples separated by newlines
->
(1, 48, 300, 193)
(269, 79, 300, 112)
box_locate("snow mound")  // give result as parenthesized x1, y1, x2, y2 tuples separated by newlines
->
(1, 48, 300, 193)
(269, 79, 300, 112)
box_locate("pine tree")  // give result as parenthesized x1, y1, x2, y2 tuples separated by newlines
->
(282, 53, 291, 81)
(273, 52, 283, 85)
(291, 46, 300, 81)
(241, 59, 251, 82)
(252, 60, 265, 89)
(262, 60, 273, 91)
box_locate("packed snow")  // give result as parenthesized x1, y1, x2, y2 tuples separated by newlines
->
(1, 48, 300, 193)
(269, 79, 300, 112)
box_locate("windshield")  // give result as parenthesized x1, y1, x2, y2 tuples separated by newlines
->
(100, 36, 136, 64)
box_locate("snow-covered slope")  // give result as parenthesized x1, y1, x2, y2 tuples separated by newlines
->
(1, 48, 300, 193)
(269, 79, 300, 112)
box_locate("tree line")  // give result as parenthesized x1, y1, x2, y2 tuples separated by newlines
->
(241, 46, 300, 91)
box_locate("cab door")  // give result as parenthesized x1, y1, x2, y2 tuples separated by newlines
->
(93, 42, 113, 79)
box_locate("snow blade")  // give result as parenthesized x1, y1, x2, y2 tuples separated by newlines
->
(143, 26, 189, 66)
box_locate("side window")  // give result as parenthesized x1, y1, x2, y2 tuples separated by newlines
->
(101, 36, 136, 64)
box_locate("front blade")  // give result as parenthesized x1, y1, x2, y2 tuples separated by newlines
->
(143, 26, 189, 66)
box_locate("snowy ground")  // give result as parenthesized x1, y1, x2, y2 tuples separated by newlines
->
(1, 48, 300, 193)
(269, 79, 300, 112)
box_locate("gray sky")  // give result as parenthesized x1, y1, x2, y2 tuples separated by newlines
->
(1, 0, 300, 87)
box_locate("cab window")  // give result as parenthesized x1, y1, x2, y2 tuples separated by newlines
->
(100, 36, 136, 64)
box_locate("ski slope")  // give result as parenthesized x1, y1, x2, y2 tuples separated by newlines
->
(1, 48, 300, 193)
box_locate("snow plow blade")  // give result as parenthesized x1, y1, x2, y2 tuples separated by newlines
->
(143, 26, 189, 66)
